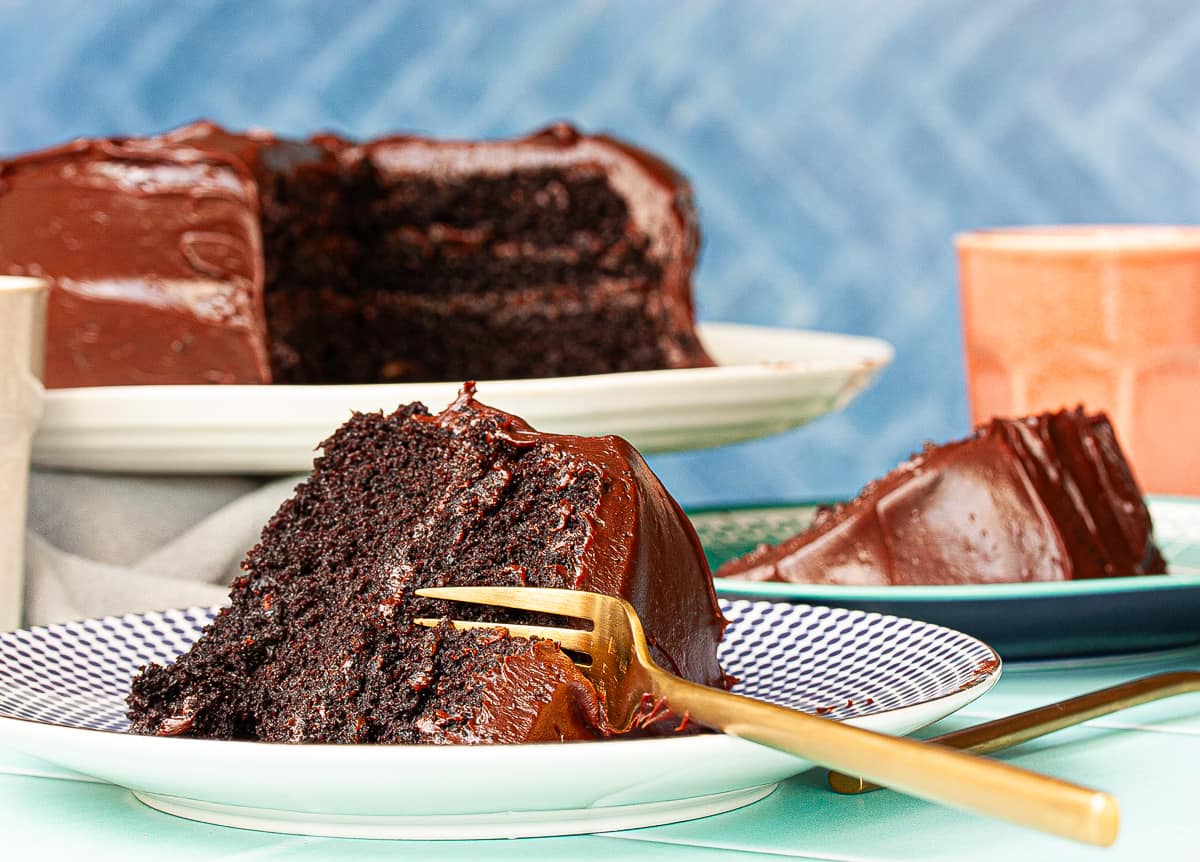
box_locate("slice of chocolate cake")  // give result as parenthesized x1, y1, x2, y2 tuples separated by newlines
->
(127, 385, 728, 743)
(716, 408, 1167, 586)
(0, 121, 713, 388)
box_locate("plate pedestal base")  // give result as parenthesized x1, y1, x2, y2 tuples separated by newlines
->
(133, 784, 779, 840)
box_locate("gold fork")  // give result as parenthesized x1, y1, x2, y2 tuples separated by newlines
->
(415, 586, 1118, 846)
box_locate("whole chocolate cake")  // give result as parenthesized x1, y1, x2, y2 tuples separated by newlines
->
(716, 408, 1167, 586)
(0, 121, 713, 388)
(127, 385, 728, 743)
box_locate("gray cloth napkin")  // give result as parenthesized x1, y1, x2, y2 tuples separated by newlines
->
(23, 470, 305, 626)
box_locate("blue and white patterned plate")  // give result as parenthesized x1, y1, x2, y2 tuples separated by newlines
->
(0, 600, 999, 840)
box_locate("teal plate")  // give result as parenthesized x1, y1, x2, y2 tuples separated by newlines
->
(692, 496, 1200, 661)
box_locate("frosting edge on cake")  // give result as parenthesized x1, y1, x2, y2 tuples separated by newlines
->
(716, 407, 1167, 586)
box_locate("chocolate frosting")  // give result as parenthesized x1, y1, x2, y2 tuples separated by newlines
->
(153, 120, 335, 182)
(433, 639, 613, 743)
(0, 137, 272, 386)
(717, 408, 1167, 586)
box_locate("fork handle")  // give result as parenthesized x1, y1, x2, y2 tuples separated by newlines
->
(651, 672, 1119, 847)
(829, 670, 1200, 794)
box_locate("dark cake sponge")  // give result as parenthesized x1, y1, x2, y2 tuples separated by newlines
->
(716, 408, 1167, 586)
(128, 385, 728, 742)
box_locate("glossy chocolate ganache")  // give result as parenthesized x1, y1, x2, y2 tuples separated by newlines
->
(716, 408, 1167, 586)
(0, 121, 713, 388)
(127, 385, 729, 743)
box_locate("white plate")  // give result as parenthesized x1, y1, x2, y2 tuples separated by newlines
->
(0, 600, 997, 840)
(31, 322, 892, 474)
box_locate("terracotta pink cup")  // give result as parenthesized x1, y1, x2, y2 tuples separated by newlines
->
(0, 276, 47, 630)
(958, 225, 1200, 495)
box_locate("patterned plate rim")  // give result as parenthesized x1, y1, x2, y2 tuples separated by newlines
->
(0, 601, 1001, 748)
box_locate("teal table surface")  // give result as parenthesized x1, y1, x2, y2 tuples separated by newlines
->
(3, 646, 1198, 860)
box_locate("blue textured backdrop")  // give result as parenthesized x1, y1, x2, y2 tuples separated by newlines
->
(4, 0, 1200, 506)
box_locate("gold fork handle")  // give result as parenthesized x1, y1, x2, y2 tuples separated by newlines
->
(828, 670, 1200, 794)
(650, 671, 1119, 847)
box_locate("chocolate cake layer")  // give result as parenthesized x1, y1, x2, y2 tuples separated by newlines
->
(127, 386, 728, 743)
(0, 121, 713, 388)
(716, 408, 1167, 586)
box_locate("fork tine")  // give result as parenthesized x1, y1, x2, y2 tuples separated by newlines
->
(414, 586, 598, 620)
(412, 617, 594, 653)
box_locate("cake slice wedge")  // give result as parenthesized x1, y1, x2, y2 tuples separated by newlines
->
(716, 408, 1167, 586)
(128, 384, 728, 743)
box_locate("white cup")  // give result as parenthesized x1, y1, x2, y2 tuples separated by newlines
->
(0, 277, 47, 630)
